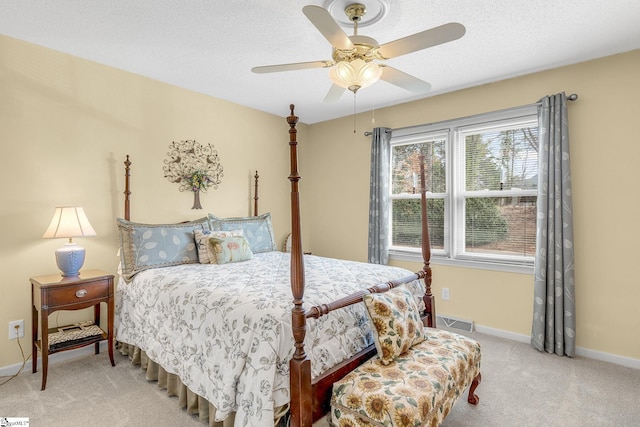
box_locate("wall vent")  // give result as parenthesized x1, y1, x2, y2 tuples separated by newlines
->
(436, 315, 474, 332)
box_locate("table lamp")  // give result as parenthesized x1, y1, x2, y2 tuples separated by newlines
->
(42, 206, 97, 277)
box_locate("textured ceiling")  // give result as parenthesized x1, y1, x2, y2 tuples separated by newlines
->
(2, 0, 640, 124)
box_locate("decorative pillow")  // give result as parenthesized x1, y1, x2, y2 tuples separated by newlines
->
(212, 212, 277, 253)
(208, 235, 253, 264)
(363, 285, 426, 365)
(193, 229, 244, 264)
(117, 217, 210, 280)
(207, 213, 221, 230)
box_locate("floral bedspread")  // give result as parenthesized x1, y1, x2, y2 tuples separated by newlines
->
(115, 251, 424, 427)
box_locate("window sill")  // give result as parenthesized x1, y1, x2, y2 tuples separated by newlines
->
(389, 250, 534, 275)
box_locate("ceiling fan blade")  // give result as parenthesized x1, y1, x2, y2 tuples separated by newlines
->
(323, 84, 345, 103)
(302, 5, 353, 50)
(252, 60, 331, 74)
(380, 66, 432, 93)
(377, 22, 466, 59)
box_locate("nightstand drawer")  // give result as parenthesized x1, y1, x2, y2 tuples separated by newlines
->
(44, 280, 109, 308)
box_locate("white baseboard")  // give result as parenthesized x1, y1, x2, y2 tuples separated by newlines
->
(0, 341, 109, 377)
(474, 324, 530, 343)
(573, 346, 640, 370)
(474, 324, 640, 370)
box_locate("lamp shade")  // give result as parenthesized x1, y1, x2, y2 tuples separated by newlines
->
(43, 207, 96, 277)
(43, 206, 96, 239)
(329, 59, 383, 93)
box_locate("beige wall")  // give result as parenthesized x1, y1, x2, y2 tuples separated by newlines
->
(1, 34, 638, 368)
(0, 36, 306, 367)
(304, 50, 640, 361)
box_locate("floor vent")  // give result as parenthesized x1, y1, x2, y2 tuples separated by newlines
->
(436, 315, 474, 332)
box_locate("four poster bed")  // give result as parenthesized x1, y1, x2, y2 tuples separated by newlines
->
(115, 105, 435, 427)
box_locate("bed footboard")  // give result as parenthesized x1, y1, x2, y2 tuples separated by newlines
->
(286, 105, 433, 426)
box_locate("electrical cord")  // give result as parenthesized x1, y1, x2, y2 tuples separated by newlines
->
(0, 327, 32, 386)
(1, 312, 84, 386)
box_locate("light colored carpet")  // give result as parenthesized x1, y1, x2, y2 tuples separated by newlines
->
(1, 328, 638, 426)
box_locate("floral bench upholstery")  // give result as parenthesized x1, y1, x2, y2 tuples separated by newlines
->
(330, 285, 481, 426)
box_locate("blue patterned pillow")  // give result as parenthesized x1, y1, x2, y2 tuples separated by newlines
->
(117, 217, 210, 280)
(212, 213, 277, 253)
(207, 213, 221, 230)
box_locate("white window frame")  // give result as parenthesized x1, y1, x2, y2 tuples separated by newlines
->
(388, 105, 538, 274)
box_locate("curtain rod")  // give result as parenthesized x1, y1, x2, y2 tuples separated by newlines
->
(364, 93, 578, 137)
(363, 129, 390, 137)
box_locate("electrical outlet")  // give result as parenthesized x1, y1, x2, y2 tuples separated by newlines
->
(442, 288, 450, 301)
(9, 320, 25, 340)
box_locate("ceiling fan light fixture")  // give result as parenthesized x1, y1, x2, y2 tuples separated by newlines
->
(253, 5, 463, 102)
(329, 58, 382, 93)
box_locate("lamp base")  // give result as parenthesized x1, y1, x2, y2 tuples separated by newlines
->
(55, 243, 86, 277)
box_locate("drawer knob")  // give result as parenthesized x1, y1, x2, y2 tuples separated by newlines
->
(75, 289, 88, 298)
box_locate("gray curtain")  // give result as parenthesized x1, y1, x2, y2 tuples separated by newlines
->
(368, 127, 392, 264)
(531, 92, 576, 357)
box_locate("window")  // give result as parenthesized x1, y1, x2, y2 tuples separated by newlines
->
(389, 105, 539, 272)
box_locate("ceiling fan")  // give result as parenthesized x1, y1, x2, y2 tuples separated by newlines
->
(251, 3, 465, 102)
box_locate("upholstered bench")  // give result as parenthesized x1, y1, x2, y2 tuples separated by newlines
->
(330, 285, 481, 427)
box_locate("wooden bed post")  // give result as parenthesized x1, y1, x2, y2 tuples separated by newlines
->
(253, 171, 259, 217)
(288, 105, 312, 427)
(124, 155, 131, 221)
(419, 155, 435, 327)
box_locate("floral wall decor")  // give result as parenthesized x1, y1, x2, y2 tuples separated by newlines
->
(163, 139, 224, 209)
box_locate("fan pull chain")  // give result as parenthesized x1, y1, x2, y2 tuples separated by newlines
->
(353, 92, 357, 133)
(371, 101, 376, 127)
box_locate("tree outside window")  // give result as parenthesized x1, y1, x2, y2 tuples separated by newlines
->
(388, 109, 538, 269)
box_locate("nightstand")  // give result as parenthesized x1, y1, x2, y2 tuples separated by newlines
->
(31, 269, 115, 390)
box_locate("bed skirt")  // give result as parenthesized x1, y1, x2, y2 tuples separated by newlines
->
(117, 343, 288, 426)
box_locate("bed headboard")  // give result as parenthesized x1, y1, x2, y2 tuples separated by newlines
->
(122, 155, 260, 220)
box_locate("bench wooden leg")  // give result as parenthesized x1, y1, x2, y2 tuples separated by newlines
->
(467, 372, 481, 405)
